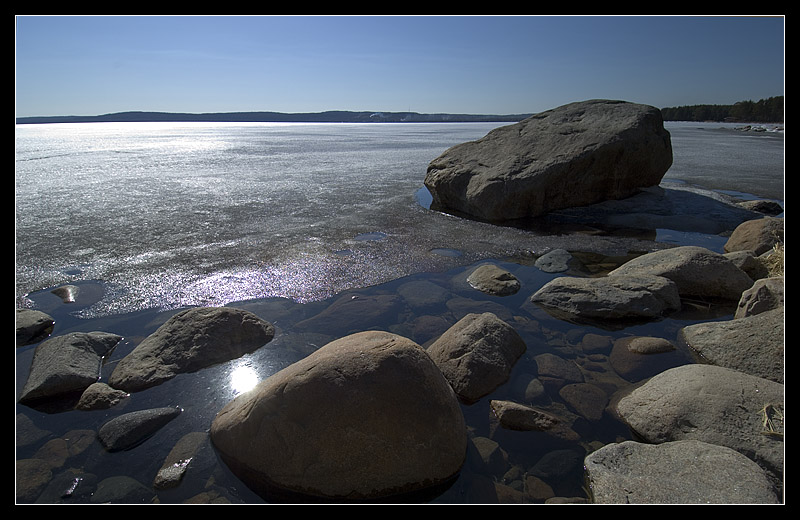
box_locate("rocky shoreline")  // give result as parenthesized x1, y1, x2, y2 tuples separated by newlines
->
(16, 210, 784, 504)
(15, 100, 784, 504)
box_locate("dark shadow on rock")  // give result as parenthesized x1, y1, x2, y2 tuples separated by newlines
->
(433, 185, 762, 240)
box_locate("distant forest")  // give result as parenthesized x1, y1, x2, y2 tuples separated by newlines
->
(660, 96, 783, 123)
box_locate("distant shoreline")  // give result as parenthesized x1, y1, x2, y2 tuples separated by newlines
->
(15, 110, 534, 125)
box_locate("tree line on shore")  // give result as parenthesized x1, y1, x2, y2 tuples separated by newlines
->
(660, 96, 783, 123)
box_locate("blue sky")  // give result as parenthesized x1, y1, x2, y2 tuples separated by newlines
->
(15, 15, 784, 118)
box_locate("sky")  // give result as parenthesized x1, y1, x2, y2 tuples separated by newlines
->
(15, 15, 785, 118)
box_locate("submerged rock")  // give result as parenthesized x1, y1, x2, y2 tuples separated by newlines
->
(210, 331, 467, 502)
(293, 293, 403, 335)
(426, 312, 526, 403)
(489, 400, 559, 431)
(608, 336, 692, 383)
(109, 306, 274, 392)
(153, 431, 208, 490)
(424, 99, 672, 222)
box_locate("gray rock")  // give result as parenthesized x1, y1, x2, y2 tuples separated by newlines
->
(724, 250, 769, 280)
(608, 336, 692, 383)
(15, 309, 55, 346)
(466, 264, 520, 296)
(737, 199, 783, 215)
(75, 382, 129, 411)
(16, 458, 52, 503)
(534, 352, 584, 388)
(489, 399, 559, 431)
(558, 382, 608, 421)
(16, 414, 50, 448)
(90, 475, 155, 504)
(724, 216, 784, 255)
(530, 274, 680, 323)
(34, 469, 98, 504)
(609, 245, 753, 301)
(426, 312, 526, 403)
(424, 99, 672, 222)
(615, 364, 783, 480)
(153, 431, 208, 490)
(97, 406, 182, 452)
(210, 331, 467, 501)
(50, 284, 79, 303)
(735, 276, 784, 318)
(294, 293, 403, 335)
(109, 306, 274, 392)
(529, 449, 583, 479)
(534, 249, 573, 273)
(18, 332, 122, 405)
(585, 440, 778, 504)
(445, 296, 514, 322)
(470, 437, 508, 476)
(397, 279, 451, 310)
(679, 307, 784, 383)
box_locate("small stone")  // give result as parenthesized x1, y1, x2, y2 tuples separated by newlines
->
(467, 264, 521, 296)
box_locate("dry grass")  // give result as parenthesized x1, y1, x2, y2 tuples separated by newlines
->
(761, 403, 784, 439)
(764, 242, 784, 277)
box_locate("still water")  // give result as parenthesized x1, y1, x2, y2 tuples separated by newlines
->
(15, 120, 783, 503)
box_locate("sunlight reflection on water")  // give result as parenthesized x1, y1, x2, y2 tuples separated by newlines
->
(228, 362, 261, 396)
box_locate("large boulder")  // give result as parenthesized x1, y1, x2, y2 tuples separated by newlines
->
(426, 312, 527, 403)
(209, 331, 467, 502)
(424, 99, 672, 222)
(679, 307, 784, 383)
(585, 440, 778, 504)
(109, 306, 274, 392)
(615, 364, 783, 482)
